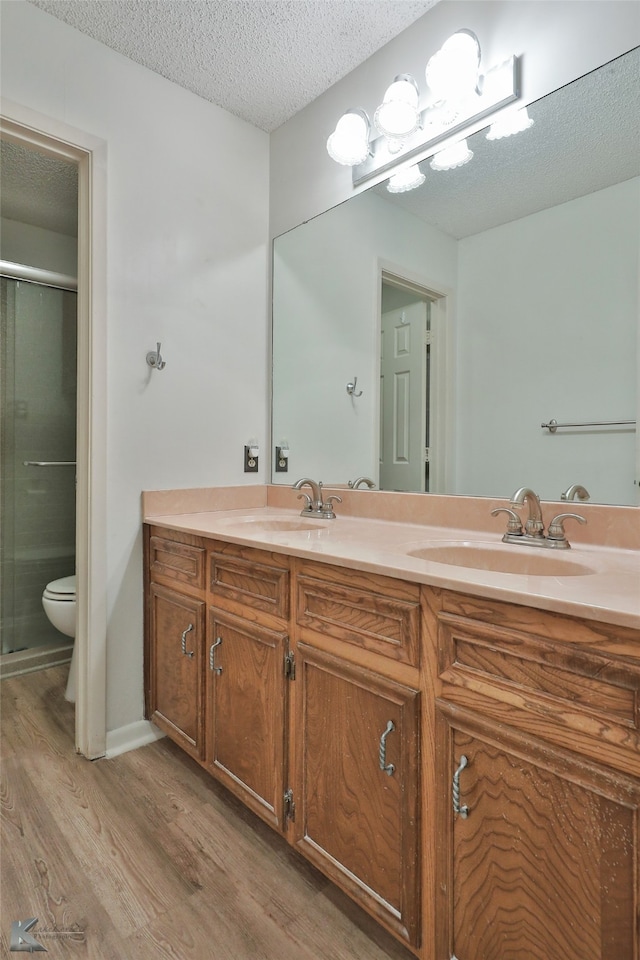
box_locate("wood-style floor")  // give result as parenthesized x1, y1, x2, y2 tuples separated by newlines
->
(1, 666, 415, 959)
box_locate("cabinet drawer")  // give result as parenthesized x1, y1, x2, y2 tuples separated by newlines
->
(209, 547, 289, 620)
(435, 598, 640, 775)
(439, 612, 640, 728)
(296, 564, 420, 666)
(149, 533, 205, 591)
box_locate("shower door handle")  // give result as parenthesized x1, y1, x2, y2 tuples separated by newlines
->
(24, 461, 77, 467)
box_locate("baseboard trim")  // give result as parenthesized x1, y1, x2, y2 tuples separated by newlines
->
(0, 642, 73, 680)
(105, 719, 166, 759)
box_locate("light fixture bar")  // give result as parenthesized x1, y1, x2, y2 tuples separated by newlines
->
(352, 55, 519, 187)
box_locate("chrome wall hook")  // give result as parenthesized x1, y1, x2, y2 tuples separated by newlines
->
(346, 376, 363, 397)
(146, 342, 166, 370)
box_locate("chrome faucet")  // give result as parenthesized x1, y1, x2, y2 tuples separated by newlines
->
(292, 478, 342, 519)
(561, 483, 590, 502)
(348, 477, 376, 489)
(491, 486, 587, 549)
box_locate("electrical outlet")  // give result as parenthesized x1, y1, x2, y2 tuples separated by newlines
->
(244, 445, 259, 472)
(275, 446, 289, 472)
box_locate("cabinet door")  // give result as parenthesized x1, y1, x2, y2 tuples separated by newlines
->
(206, 610, 288, 830)
(292, 643, 421, 947)
(149, 583, 205, 760)
(437, 710, 640, 960)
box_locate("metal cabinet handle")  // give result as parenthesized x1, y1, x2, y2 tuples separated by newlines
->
(180, 624, 194, 658)
(379, 720, 395, 776)
(209, 637, 222, 674)
(453, 755, 469, 818)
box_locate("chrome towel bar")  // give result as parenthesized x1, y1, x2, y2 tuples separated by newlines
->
(541, 418, 636, 433)
(23, 461, 77, 467)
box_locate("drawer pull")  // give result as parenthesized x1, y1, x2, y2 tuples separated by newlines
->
(209, 637, 223, 675)
(453, 755, 469, 818)
(379, 720, 395, 776)
(180, 624, 194, 658)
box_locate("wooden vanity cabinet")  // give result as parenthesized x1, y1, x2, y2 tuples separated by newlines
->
(290, 559, 422, 949)
(145, 527, 640, 960)
(424, 587, 640, 960)
(204, 541, 291, 831)
(144, 528, 206, 760)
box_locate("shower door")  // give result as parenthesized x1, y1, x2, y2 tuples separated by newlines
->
(0, 276, 77, 655)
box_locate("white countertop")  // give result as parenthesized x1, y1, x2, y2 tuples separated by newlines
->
(145, 506, 640, 631)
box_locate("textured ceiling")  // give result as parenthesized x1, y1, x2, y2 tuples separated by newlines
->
(27, 0, 439, 132)
(0, 142, 78, 238)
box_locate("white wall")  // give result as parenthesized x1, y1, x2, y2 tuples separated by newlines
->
(273, 190, 456, 483)
(456, 178, 639, 505)
(1, 1, 270, 734)
(270, 0, 640, 237)
(1, 218, 78, 276)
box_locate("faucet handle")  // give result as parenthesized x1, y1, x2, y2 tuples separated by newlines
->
(297, 493, 312, 512)
(547, 512, 587, 544)
(490, 507, 524, 536)
(322, 495, 342, 518)
(491, 507, 522, 537)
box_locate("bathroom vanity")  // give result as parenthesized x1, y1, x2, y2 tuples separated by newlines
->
(143, 487, 640, 960)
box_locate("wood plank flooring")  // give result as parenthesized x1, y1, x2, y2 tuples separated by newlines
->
(1, 666, 415, 959)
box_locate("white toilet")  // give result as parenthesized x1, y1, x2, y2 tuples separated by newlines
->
(42, 575, 77, 702)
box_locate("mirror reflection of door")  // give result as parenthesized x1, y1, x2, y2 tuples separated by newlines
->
(380, 278, 432, 491)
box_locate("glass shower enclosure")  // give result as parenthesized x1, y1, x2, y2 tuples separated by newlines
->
(0, 271, 77, 659)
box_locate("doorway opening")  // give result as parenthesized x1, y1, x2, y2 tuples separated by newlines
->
(379, 270, 449, 493)
(0, 107, 107, 759)
(1, 143, 78, 684)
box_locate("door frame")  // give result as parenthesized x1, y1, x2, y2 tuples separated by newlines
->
(376, 261, 454, 494)
(1, 99, 107, 759)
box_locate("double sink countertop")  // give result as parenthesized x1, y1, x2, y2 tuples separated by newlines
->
(143, 486, 640, 631)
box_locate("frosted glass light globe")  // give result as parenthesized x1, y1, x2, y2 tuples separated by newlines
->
(430, 139, 473, 171)
(487, 107, 534, 140)
(327, 111, 370, 166)
(426, 31, 481, 103)
(374, 76, 420, 140)
(387, 164, 426, 194)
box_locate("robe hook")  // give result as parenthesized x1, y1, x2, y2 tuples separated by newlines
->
(146, 342, 166, 371)
(346, 376, 363, 397)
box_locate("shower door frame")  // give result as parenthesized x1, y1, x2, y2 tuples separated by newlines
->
(1, 101, 107, 759)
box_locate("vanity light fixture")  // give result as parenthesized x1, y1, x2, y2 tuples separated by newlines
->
(326, 30, 528, 193)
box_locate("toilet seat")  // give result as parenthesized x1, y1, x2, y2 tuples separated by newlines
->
(43, 574, 76, 601)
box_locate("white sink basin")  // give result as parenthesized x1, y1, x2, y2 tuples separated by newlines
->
(216, 516, 327, 533)
(404, 541, 595, 577)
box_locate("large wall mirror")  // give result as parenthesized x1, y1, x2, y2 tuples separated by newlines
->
(272, 48, 639, 505)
